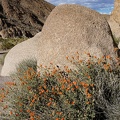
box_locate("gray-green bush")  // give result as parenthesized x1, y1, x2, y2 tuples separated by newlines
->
(0, 54, 119, 120)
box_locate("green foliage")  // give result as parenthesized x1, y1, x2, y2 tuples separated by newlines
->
(0, 54, 119, 120)
(0, 53, 7, 65)
(0, 37, 27, 50)
(75, 55, 120, 120)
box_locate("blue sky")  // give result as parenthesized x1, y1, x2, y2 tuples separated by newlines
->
(46, 0, 114, 14)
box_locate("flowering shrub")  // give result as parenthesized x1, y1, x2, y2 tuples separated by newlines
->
(0, 53, 119, 120)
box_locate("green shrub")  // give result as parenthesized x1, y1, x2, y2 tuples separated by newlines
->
(0, 54, 119, 120)
(0, 37, 27, 50)
(0, 53, 7, 65)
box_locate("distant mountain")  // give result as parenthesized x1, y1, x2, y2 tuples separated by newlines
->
(0, 0, 55, 38)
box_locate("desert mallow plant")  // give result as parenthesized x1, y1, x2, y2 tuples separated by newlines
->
(0, 53, 119, 120)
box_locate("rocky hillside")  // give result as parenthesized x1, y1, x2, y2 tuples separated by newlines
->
(0, 0, 55, 38)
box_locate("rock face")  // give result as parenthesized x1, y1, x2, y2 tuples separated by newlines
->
(1, 32, 41, 76)
(118, 42, 120, 49)
(102, 14, 110, 21)
(1, 4, 116, 76)
(37, 4, 115, 70)
(108, 0, 120, 38)
(0, 0, 54, 38)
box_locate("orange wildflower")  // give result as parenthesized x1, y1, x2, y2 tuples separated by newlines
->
(40, 64, 42, 67)
(9, 110, 13, 115)
(5, 82, 16, 86)
(16, 113, 19, 116)
(50, 62, 53, 65)
(31, 98, 35, 103)
(76, 55, 79, 60)
(80, 82, 89, 88)
(66, 87, 70, 91)
(36, 116, 41, 119)
(73, 81, 77, 85)
(6, 90, 9, 94)
(1, 88, 4, 91)
(87, 65, 91, 68)
(21, 82, 27, 85)
(52, 87, 55, 91)
(56, 118, 59, 120)
(20, 109, 22, 112)
(30, 117, 34, 120)
(76, 51, 79, 54)
(26, 109, 31, 113)
(87, 60, 91, 65)
(67, 79, 70, 83)
(58, 92, 63, 95)
(3, 105, 8, 110)
(94, 56, 97, 58)
(56, 112, 62, 115)
(86, 101, 90, 104)
(71, 101, 75, 105)
(39, 89, 45, 95)
(103, 64, 110, 70)
(86, 93, 92, 99)
(79, 60, 83, 63)
(87, 75, 91, 79)
(30, 103, 33, 106)
(106, 55, 111, 59)
(90, 84, 94, 87)
(64, 66, 69, 72)
(97, 59, 102, 64)
(30, 111, 35, 117)
(71, 88, 75, 91)
(33, 94, 37, 99)
(75, 85, 79, 89)
(86, 52, 91, 57)
(52, 69, 57, 75)
(66, 56, 69, 60)
(37, 72, 40, 77)
(62, 79, 67, 84)
(61, 118, 65, 120)
(47, 102, 52, 106)
(85, 88, 89, 94)
(18, 102, 23, 106)
(43, 85, 47, 89)
(72, 56, 74, 59)
(27, 86, 31, 90)
(43, 78, 47, 81)
(66, 69, 71, 73)
(102, 56, 105, 59)
(49, 98, 53, 101)
(61, 85, 65, 90)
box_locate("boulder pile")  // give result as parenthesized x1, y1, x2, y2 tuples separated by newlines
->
(1, 4, 117, 76)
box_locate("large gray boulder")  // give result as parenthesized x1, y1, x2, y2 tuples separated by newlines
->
(1, 32, 41, 76)
(1, 4, 116, 76)
(118, 42, 120, 49)
(108, 0, 120, 39)
(37, 4, 116, 69)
